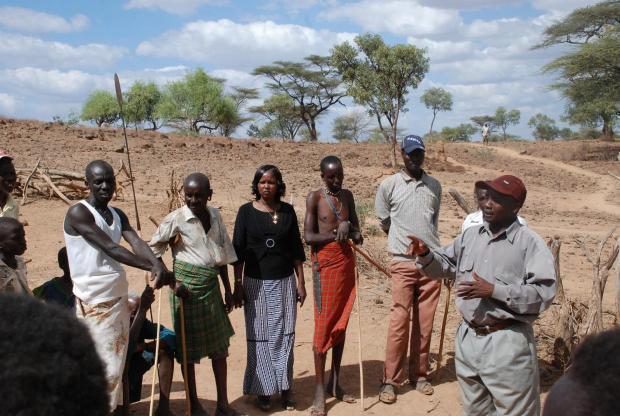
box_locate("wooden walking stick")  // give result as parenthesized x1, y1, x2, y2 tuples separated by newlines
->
(148, 215, 191, 415)
(148, 289, 163, 416)
(435, 280, 452, 376)
(352, 244, 365, 412)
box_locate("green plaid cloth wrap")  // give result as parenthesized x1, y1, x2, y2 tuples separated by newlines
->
(171, 260, 234, 363)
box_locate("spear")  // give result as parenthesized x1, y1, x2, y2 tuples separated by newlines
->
(114, 73, 141, 232)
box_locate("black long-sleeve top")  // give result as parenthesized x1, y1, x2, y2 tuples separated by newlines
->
(232, 202, 306, 280)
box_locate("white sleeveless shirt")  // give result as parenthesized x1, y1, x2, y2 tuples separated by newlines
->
(64, 200, 128, 303)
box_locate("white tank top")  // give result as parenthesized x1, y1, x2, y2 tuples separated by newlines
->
(64, 200, 128, 303)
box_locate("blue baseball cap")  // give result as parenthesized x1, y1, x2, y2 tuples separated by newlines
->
(401, 135, 425, 153)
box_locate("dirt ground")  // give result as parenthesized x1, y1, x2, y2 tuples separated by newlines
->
(1, 118, 619, 416)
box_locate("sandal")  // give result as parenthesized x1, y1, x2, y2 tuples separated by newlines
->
(281, 390, 296, 411)
(257, 395, 271, 412)
(378, 383, 396, 404)
(414, 379, 434, 395)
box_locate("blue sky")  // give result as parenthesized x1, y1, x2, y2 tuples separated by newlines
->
(0, 0, 600, 140)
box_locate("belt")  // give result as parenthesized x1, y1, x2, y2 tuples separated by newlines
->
(465, 319, 516, 336)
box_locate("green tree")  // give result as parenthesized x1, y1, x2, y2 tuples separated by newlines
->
(218, 87, 260, 137)
(250, 94, 305, 141)
(253, 55, 345, 142)
(537, 1, 620, 140)
(494, 107, 521, 140)
(528, 113, 560, 141)
(124, 81, 162, 130)
(332, 110, 371, 143)
(440, 124, 477, 142)
(156, 68, 238, 135)
(332, 33, 429, 167)
(81, 90, 119, 127)
(420, 87, 453, 135)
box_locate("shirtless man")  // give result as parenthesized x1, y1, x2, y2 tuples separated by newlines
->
(63, 160, 172, 414)
(304, 155, 363, 416)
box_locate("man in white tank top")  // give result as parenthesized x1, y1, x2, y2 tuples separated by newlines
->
(63, 160, 173, 414)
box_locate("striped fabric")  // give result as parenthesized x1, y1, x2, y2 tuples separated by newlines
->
(375, 170, 442, 259)
(243, 274, 297, 396)
(171, 260, 234, 363)
(312, 241, 356, 354)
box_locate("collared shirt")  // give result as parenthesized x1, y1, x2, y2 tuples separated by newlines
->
(461, 210, 527, 233)
(0, 257, 30, 294)
(417, 221, 556, 326)
(149, 205, 237, 268)
(0, 195, 19, 219)
(375, 170, 442, 260)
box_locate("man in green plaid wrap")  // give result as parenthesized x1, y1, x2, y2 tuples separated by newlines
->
(150, 173, 243, 416)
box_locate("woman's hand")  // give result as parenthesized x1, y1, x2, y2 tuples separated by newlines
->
(174, 283, 190, 300)
(233, 281, 244, 308)
(224, 291, 234, 314)
(297, 283, 307, 307)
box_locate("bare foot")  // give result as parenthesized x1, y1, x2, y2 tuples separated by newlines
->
(311, 385, 326, 415)
(325, 382, 357, 403)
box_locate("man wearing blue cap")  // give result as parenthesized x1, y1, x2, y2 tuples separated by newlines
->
(375, 135, 442, 403)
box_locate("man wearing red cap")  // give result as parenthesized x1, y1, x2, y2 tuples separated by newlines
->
(408, 175, 556, 416)
(0, 150, 19, 219)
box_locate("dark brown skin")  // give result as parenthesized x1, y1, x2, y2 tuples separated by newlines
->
(128, 286, 176, 416)
(64, 161, 172, 289)
(407, 187, 521, 300)
(304, 161, 362, 414)
(176, 173, 238, 416)
(0, 218, 26, 269)
(0, 159, 16, 210)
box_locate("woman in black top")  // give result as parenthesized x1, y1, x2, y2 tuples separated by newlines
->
(232, 165, 306, 411)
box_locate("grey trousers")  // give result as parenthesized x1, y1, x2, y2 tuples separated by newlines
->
(455, 321, 541, 416)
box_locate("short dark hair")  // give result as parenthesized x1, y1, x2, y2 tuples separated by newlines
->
(251, 164, 286, 201)
(0, 294, 108, 415)
(85, 160, 114, 180)
(568, 328, 620, 416)
(320, 155, 342, 173)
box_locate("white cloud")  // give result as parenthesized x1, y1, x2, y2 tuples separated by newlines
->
(407, 37, 476, 63)
(0, 6, 88, 33)
(136, 19, 356, 69)
(0, 93, 16, 115)
(124, 0, 225, 15)
(532, 0, 601, 15)
(320, 0, 461, 36)
(418, 0, 520, 9)
(0, 32, 127, 70)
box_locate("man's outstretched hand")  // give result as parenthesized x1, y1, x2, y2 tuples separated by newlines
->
(457, 272, 494, 300)
(406, 235, 430, 257)
(150, 263, 175, 289)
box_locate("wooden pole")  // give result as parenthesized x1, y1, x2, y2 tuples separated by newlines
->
(353, 247, 365, 412)
(148, 289, 163, 416)
(436, 282, 451, 376)
(179, 299, 191, 416)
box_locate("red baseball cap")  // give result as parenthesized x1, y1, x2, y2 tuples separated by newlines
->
(475, 175, 526, 206)
(0, 149, 12, 161)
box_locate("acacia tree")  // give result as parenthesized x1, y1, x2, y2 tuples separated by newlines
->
(332, 33, 429, 167)
(528, 113, 560, 141)
(494, 106, 521, 140)
(420, 87, 453, 135)
(156, 68, 238, 134)
(125, 81, 162, 130)
(536, 1, 620, 140)
(218, 87, 260, 137)
(253, 56, 346, 141)
(250, 94, 305, 141)
(81, 90, 119, 127)
(332, 110, 371, 143)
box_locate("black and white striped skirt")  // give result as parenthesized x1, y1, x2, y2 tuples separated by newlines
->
(243, 273, 297, 396)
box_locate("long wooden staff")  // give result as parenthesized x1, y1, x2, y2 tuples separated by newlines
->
(148, 289, 163, 416)
(149, 215, 191, 415)
(436, 280, 452, 376)
(352, 245, 365, 412)
(349, 244, 391, 279)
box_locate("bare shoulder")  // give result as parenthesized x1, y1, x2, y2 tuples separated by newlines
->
(306, 189, 321, 203)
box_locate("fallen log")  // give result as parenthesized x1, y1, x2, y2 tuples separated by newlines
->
(39, 172, 73, 206)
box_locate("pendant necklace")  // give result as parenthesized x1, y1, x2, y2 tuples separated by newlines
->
(261, 200, 278, 224)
